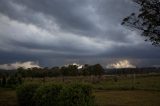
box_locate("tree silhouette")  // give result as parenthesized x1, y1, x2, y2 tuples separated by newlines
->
(2, 75, 6, 87)
(122, 0, 160, 46)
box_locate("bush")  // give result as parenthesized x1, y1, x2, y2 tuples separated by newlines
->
(16, 83, 95, 106)
(33, 84, 62, 106)
(16, 83, 40, 106)
(59, 83, 95, 106)
(7, 76, 17, 85)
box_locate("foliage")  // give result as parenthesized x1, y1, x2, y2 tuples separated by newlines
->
(33, 84, 62, 106)
(1, 75, 6, 87)
(7, 75, 23, 87)
(79, 64, 104, 76)
(16, 83, 40, 106)
(122, 0, 160, 46)
(16, 64, 105, 78)
(16, 83, 95, 106)
(59, 83, 95, 106)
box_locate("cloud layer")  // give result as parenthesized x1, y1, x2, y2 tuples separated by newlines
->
(0, 0, 160, 67)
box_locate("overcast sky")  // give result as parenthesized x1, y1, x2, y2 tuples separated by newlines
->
(0, 0, 160, 68)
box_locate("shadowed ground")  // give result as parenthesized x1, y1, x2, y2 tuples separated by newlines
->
(94, 90, 160, 106)
(0, 75, 160, 106)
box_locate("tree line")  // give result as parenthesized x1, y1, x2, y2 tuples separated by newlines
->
(105, 67, 160, 75)
(17, 64, 104, 78)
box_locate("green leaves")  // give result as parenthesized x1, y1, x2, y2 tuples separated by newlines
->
(16, 83, 95, 106)
(122, 0, 160, 46)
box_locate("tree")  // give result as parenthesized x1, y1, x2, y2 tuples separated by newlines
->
(60, 66, 68, 82)
(93, 64, 104, 77)
(122, 0, 160, 46)
(2, 75, 7, 87)
(17, 67, 26, 78)
(67, 65, 78, 76)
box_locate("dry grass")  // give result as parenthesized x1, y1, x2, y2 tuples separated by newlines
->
(0, 88, 18, 106)
(94, 90, 160, 106)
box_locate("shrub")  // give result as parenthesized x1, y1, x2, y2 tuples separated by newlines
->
(33, 84, 62, 106)
(16, 83, 40, 106)
(16, 83, 95, 106)
(59, 83, 95, 106)
(17, 76, 23, 84)
(7, 76, 17, 85)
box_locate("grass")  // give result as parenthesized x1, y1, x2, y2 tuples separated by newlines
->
(0, 74, 160, 106)
(0, 89, 160, 106)
(93, 75, 160, 91)
(0, 88, 17, 106)
(24, 74, 160, 91)
(94, 90, 160, 106)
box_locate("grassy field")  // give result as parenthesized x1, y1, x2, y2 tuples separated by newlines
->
(0, 89, 160, 106)
(0, 74, 160, 106)
(94, 90, 160, 106)
(23, 74, 160, 91)
(93, 75, 160, 91)
(0, 88, 17, 106)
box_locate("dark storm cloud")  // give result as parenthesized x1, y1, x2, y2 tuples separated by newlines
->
(0, 0, 136, 38)
(101, 44, 160, 59)
(0, 0, 99, 36)
(0, 0, 160, 67)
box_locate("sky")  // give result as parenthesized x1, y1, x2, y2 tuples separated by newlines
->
(0, 0, 160, 69)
